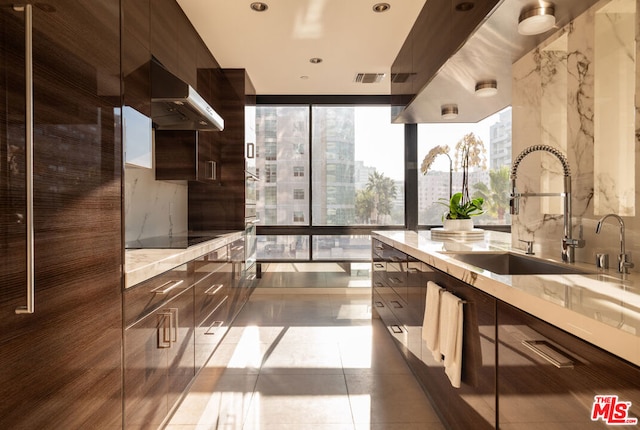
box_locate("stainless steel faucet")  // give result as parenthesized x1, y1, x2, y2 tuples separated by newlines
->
(595, 214, 634, 274)
(510, 145, 584, 263)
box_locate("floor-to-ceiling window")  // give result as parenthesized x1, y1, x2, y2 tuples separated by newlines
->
(255, 102, 404, 261)
(255, 99, 512, 263)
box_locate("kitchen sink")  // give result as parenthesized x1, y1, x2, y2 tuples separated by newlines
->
(442, 252, 594, 275)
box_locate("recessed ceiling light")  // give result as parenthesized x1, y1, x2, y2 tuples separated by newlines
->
(441, 104, 459, 120)
(475, 80, 498, 97)
(250, 2, 268, 12)
(518, 3, 556, 35)
(373, 3, 391, 13)
(454, 2, 475, 12)
(309, 57, 323, 64)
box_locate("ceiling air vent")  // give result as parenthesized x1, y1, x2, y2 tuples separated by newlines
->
(354, 73, 386, 83)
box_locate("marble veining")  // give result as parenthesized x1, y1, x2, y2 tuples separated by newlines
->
(124, 166, 188, 241)
(373, 230, 640, 366)
(512, 0, 640, 268)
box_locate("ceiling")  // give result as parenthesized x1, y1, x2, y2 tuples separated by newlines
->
(177, 0, 427, 95)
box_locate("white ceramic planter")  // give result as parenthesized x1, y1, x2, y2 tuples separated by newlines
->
(443, 218, 474, 231)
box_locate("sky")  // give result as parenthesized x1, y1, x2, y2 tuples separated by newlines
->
(354, 106, 506, 181)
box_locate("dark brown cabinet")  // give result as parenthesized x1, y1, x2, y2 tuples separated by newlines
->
(497, 301, 640, 429)
(188, 69, 256, 231)
(0, 1, 122, 428)
(124, 262, 195, 429)
(372, 239, 640, 429)
(125, 239, 252, 428)
(155, 130, 221, 183)
(194, 245, 233, 369)
(372, 239, 497, 430)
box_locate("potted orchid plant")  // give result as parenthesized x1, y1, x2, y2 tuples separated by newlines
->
(421, 133, 487, 230)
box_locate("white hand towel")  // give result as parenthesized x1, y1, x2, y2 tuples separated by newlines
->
(423, 281, 443, 361)
(439, 291, 464, 388)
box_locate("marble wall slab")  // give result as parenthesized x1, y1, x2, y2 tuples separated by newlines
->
(512, 0, 639, 268)
(124, 166, 188, 241)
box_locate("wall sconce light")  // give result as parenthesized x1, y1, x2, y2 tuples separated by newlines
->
(475, 80, 498, 97)
(518, 3, 555, 35)
(441, 104, 459, 120)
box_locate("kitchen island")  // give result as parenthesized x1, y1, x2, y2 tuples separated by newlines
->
(372, 230, 640, 429)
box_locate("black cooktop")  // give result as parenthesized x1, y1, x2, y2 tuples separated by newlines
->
(125, 234, 219, 249)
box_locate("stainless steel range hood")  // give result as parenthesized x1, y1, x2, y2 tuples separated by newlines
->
(151, 59, 224, 131)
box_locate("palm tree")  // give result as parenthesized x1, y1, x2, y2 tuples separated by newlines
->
(355, 189, 376, 224)
(365, 170, 397, 224)
(473, 165, 510, 223)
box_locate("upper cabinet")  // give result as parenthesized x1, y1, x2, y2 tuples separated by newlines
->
(391, 0, 603, 124)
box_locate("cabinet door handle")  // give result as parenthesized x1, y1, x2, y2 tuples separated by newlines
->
(390, 325, 403, 334)
(151, 279, 183, 294)
(373, 282, 384, 287)
(15, 4, 35, 315)
(158, 308, 179, 348)
(158, 311, 172, 348)
(208, 160, 217, 180)
(390, 300, 403, 309)
(246, 142, 255, 159)
(374, 263, 384, 269)
(374, 301, 384, 308)
(522, 340, 574, 369)
(205, 284, 224, 295)
(389, 277, 402, 284)
(169, 308, 178, 343)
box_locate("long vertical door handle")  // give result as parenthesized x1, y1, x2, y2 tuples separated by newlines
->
(15, 4, 34, 314)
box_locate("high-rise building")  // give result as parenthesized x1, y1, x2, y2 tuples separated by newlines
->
(489, 108, 512, 170)
(255, 106, 357, 226)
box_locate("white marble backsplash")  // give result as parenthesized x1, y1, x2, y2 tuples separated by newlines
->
(512, 0, 639, 267)
(124, 166, 188, 241)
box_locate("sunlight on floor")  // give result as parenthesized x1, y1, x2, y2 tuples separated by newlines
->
(166, 294, 444, 430)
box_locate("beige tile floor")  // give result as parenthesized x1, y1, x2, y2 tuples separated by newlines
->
(165, 271, 445, 430)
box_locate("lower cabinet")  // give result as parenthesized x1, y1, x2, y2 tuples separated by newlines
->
(372, 241, 640, 429)
(125, 239, 254, 428)
(372, 245, 497, 429)
(124, 262, 195, 429)
(497, 301, 640, 429)
(194, 246, 233, 369)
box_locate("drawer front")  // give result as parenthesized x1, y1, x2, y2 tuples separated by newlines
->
(372, 239, 405, 262)
(125, 262, 193, 327)
(193, 245, 229, 286)
(195, 268, 232, 326)
(195, 269, 232, 369)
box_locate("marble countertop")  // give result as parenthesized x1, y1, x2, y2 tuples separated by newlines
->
(124, 231, 244, 289)
(372, 230, 640, 367)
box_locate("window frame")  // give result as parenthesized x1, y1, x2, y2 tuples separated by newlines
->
(254, 95, 510, 262)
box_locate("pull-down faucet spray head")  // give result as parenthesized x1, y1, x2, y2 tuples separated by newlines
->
(509, 145, 581, 262)
(509, 145, 571, 216)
